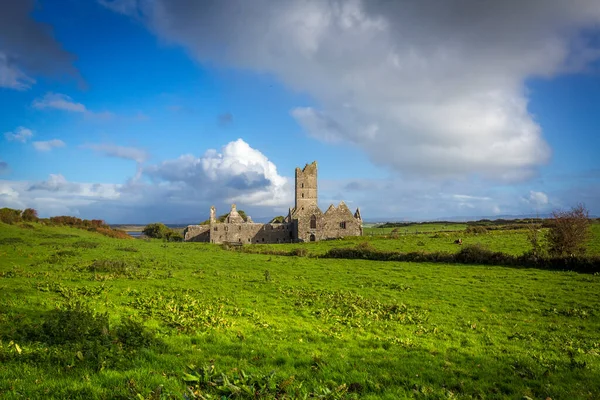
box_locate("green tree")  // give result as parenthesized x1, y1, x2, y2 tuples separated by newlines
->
(547, 204, 591, 257)
(269, 216, 286, 223)
(142, 223, 170, 239)
(165, 230, 183, 242)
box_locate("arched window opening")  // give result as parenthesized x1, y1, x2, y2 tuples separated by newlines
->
(310, 234, 316, 242)
(310, 215, 317, 229)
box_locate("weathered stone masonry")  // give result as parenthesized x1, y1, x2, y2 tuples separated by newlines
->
(184, 161, 362, 243)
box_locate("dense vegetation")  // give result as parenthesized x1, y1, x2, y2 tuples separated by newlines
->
(0, 207, 131, 239)
(1, 219, 599, 399)
(142, 223, 184, 242)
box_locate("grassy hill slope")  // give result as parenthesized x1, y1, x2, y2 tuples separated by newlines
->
(1, 222, 599, 399)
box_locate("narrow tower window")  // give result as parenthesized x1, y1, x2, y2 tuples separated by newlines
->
(310, 215, 317, 229)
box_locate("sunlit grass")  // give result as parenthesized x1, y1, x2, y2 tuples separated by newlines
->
(1, 222, 599, 399)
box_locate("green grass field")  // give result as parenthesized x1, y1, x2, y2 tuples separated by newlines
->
(363, 223, 467, 236)
(1, 222, 599, 399)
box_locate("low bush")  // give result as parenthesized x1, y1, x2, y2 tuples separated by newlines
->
(71, 240, 100, 249)
(87, 259, 141, 278)
(465, 225, 488, 235)
(0, 208, 22, 224)
(92, 226, 132, 239)
(289, 248, 308, 257)
(0, 237, 24, 245)
(3, 300, 159, 371)
(323, 244, 600, 273)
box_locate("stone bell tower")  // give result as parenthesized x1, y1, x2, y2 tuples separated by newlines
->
(295, 161, 318, 212)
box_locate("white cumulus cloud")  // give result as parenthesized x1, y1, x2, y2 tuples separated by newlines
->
(0, 139, 292, 222)
(145, 138, 291, 207)
(106, 0, 600, 181)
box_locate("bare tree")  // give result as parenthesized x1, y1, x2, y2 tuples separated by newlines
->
(547, 204, 591, 257)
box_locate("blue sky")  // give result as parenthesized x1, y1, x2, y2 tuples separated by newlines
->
(1, 0, 599, 223)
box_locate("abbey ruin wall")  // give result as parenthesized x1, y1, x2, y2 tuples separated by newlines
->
(184, 161, 362, 244)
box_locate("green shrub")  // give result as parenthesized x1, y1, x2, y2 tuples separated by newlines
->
(143, 223, 183, 241)
(0, 208, 22, 224)
(289, 248, 308, 257)
(71, 240, 100, 249)
(142, 223, 170, 238)
(164, 230, 183, 242)
(465, 225, 488, 235)
(0, 237, 24, 245)
(323, 245, 600, 273)
(115, 318, 155, 350)
(41, 303, 110, 346)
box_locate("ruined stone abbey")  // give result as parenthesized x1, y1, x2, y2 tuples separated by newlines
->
(184, 161, 362, 243)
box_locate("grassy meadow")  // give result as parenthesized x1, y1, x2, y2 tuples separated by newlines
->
(1, 221, 599, 399)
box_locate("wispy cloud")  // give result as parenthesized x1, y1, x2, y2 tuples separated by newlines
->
(97, 0, 141, 17)
(4, 126, 33, 143)
(451, 194, 492, 201)
(83, 143, 149, 163)
(33, 139, 66, 152)
(32, 92, 86, 112)
(31, 92, 148, 121)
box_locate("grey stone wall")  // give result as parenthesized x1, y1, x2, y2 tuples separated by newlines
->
(184, 225, 211, 242)
(320, 202, 362, 239)
(208, 222, 293, 244)
(292, 202, 361, 242)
